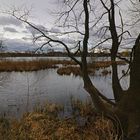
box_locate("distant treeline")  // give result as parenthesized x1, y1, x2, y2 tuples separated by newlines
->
(0, 52, 112, 57)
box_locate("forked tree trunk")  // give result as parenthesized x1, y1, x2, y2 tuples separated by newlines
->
(81, 0, 111, 113)
(116, 34, 140, 137)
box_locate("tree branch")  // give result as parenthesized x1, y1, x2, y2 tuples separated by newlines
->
(11, 10, 82, 67)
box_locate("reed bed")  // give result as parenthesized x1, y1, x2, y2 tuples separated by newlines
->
(0, 59, 125, 72)
(0, 60, 56, 72)
(57, 61, 125, 76)
(57, 66, 95, 76)
(57, 66, 82, 76)
(88, 61, 126, 69)
(0, 59, 76, 72)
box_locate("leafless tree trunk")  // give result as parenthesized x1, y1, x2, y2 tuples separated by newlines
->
(130, 34, 140, 90)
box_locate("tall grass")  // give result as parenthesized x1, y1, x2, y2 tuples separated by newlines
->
(0, 59, 77, 72)
(0, 59, 125, 72)
(57, 61, 125, 76)
(0, 101, 121, 140)
(88, 61, 126, 69)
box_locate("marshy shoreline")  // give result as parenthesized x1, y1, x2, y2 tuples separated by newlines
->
(0, 101, 120, 140)
(0, 57, 127, 139)
(0, 59, 126, 73)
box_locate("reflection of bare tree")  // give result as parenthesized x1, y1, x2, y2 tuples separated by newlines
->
(0, 72, 12, 88)
(0, 72, 12, 116)
(31, 70, 51, 87)
(26, 73, 30, 112)
(25, 70, 51, 112)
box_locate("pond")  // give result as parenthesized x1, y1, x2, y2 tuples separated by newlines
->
(0, 57, 129, 118)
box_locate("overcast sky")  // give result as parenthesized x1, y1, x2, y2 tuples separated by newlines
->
(0, 0, 59, 24)
(0, 0, 62, 51)
(0, 0, 136, 52)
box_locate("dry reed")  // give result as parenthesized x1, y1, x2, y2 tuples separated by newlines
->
(0, 101, 120, 140)
(0, 59, 77, 72)
(0, 59, 125, 72)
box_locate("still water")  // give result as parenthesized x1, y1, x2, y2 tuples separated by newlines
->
(0, 57, 129, 118)
(0, 56, 110, 62)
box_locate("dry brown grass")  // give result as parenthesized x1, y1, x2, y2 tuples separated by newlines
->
(101, 69, 111, 76)
(0, 101, 120, 140)
(0, 60, 56, 72)
(57, 61, 125, 76)
(0, 59, 77, 72)
(0, 59, 125, 72)
(57, 66, 95, 76)
(88, 61, 126, 69)
(57, 66, 82, 76)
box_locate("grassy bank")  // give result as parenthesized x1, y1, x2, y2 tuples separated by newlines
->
(0, 59, 125, 73)
(0, 101, 119, 140)
(57, 61, 125, 76)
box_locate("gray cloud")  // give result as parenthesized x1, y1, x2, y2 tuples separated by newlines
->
(26, 24, 48, 35)
(60, 37, 75, 44)
(22, 30, 29, 33)
(22, 37, 32, 41)
(36, 25, 48, 31)
(4, 38, 63, 52)
(0, 16, 22, 26)
(49, 27, 61, 33)
(3, 27, 18, 33)
(4, 38, 37, 51)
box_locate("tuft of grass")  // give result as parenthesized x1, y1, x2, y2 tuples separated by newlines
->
(57, 66, 82, 76)
(0, 117, 10, 139)
(101, 69, 111, 76)
(57, 66, 96, 76)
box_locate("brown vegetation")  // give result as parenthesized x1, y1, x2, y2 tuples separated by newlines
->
(88, 61, 126, 69)
(57, 66, 95, 76)
(0, 60, 58, 72)
(57, 66, 82, 76)
(101, 69, 111, 76)
(57, 61, 125, 76)
(0, 101, 119, 140)
(0, 59, 125, 72)
(0, 59, 77, 72)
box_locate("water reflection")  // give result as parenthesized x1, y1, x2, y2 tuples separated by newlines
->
(0, 69, 88, 118)
(0, 65, 129, 118)
(0, 56, 110, 62)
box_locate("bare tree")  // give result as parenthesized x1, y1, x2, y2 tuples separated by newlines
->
(99, 1, 140, 138)
(9, 0, 140, 139)
(10, 0, 116, 112)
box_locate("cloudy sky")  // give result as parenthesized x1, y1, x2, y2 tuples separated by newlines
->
(0, 0, 136, 52)
(0, 0, 64, 51)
